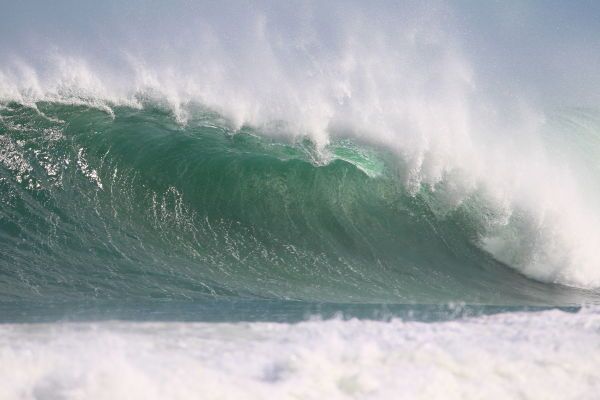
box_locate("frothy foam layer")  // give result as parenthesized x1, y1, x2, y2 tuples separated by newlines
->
(1, 308, 599, 399)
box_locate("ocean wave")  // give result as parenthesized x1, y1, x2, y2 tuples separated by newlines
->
(0, 102, 598, 306)
(2, 1, 600, 305)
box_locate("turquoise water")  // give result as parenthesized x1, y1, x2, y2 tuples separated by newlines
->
(1, 102, 597, 322)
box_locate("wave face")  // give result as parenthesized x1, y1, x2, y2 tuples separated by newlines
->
(0, 102, 598, 308)
(2, 1, 600, 310)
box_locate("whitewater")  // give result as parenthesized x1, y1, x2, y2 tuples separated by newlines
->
(1, 1, 600, 398)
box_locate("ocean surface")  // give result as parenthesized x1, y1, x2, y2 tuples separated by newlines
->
(2, 1, 600, 399)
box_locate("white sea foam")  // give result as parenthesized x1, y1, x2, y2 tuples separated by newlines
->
(1, 308, 599, 399)
(1, 1, 600, 287)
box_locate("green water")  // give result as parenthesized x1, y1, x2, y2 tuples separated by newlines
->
(0, 102, 597, 322)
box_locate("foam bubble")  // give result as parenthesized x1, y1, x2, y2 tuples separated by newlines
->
(1, 308, 599, 399)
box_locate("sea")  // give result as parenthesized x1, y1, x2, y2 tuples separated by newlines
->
(1, 1, 600, 399)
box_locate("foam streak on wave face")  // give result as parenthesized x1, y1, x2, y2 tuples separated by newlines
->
(1, 1, 599, 287)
